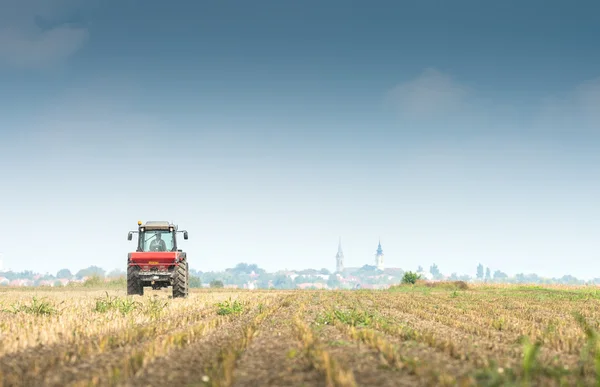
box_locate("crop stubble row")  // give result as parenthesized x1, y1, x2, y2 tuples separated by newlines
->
(0, 287, 599, 386)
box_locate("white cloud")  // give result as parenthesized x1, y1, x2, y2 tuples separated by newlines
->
(0, 0, 92, 69)
(384, 67, 473, 118)
(386, 68, 600, 135)
(532, 76, 600, 133)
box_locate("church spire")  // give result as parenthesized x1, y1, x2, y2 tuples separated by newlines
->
(375, 238, 384, 270)
(336, 237, 344, 273)
(376, 238, 383, 255)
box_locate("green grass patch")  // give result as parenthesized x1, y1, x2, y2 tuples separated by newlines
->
(215, 298, 245, 315)
(142, 296, 169, 319)
(94, 292, 140, 315)
(316, 307, 377, 327)
(2, 296, 63, 316)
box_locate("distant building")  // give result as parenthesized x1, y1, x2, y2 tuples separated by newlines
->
(375, 239, 384, 271)
(335, 237, 344, 273)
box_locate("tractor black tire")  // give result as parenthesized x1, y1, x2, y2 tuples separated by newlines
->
(127, 265, 143, 296)
(186, 263, 189, 288)
(172, 261, 189, 298)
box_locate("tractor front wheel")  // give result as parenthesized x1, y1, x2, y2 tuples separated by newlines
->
(172, 261, 189, 298)
(127, 265, 143, 296)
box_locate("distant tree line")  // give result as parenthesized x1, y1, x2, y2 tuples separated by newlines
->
(1, 262, 598, 288)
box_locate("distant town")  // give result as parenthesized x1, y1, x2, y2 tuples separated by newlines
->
(0, 240, 595, 288)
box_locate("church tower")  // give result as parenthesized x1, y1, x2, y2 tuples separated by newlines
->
(335, 237, 344, 273)
(375, 239, 384, 270)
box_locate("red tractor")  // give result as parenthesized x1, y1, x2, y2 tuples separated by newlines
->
(126, 220, 190, 298)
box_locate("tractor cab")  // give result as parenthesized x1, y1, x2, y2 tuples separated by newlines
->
(128, 221, 188, 252)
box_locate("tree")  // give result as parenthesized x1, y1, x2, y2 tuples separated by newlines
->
(493, 270, 508, 281)
(256, 275, 273, 289)
(476, 263, 484, 280)
(189, 276, 202, 288)
(56, 269, 72, 279)
(402, 271, 421, 284)
(327, 275, 341, 289)
(76, 266, 105, 279)
(429, 264, 440, 278)
(417, 265, 424, 272)
(272, 274, 295, 289)
(210, 279, 224, 288)
(515, 273, 526, 283)
(248, 264, 266, 274)
(559, 275, 582, 285)
(485, 267, 491, 281)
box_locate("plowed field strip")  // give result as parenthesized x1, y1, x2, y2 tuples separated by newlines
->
(291, 300, 357, 387)
(119, 294, 289, 387)
(440, 292, 600, 324)
(303, 297, 421, 387)
(49, 313, 231, 386)
(0, 292, 229, 356)
(418, 293, 597, 350)
(0, 303, 220, 386)
(231, 295, 325, 387)
(379, 302, 577, 370)
(350, 294, 522, 363)
(379, 293, 534, 339)
(372, 295, 588, 382)
(382, 296, 523, 341)
(3, 287, 600, 386)
(0, 293, 198, 355)
(320, 293, 473, 386)
(329, 292, 592, 386)
(386, 296, 562, 354)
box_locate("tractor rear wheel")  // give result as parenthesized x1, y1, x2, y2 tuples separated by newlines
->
(172, 261, 188, 298)
(127, 265, 143, 296)
(186, 263, 189, 292)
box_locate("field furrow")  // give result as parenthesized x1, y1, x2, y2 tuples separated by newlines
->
(119, 294, 284, 386)
(291, 300, 357, 387)
(1, 284, 599, 386)
(320, 292, 474, 385)
(376, 300, 581, 372)
(0, 290, 235, 356)
(231, 294, 325, 387)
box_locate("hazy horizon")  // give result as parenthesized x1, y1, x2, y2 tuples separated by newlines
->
(1, 0, 600, 279)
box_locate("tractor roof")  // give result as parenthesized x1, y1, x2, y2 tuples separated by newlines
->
(142, 221, 176, 230)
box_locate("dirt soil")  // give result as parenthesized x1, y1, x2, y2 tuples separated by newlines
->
(0, 287, 597, 387)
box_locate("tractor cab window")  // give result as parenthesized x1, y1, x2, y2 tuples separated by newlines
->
(141, 230, 174, 252)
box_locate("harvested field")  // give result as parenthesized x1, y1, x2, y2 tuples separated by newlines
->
(1, 284, 600, 386)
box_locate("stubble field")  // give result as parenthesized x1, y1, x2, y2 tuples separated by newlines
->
(1, 283, 600, 386)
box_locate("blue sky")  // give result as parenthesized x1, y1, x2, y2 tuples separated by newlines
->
(1, 0, 600, 279)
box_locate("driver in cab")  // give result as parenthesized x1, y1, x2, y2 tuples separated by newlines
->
(149, 233, 167, 251)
